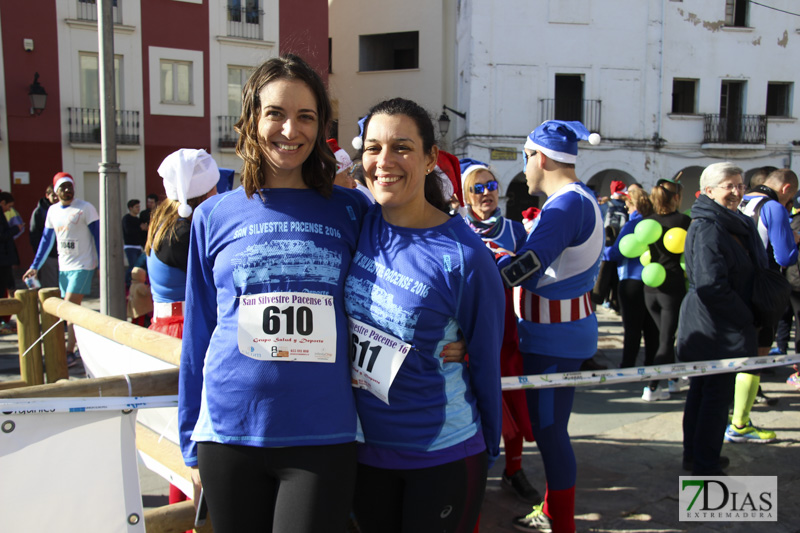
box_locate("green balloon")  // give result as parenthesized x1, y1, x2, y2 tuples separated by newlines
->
(634, 219, 663, 245)
(680, 253, 686, 271)
(642, 262, 667, 288)
(619, 234, 647, 259)
(640, 249, 651, 266)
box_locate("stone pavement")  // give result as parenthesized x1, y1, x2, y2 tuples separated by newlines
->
(478, 307, 800, 533)
(2, 288, 798, 532)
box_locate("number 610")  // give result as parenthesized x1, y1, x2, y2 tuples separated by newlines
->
(262, 306, 313, 335)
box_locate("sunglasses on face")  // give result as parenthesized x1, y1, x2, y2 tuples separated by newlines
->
(470, 180, 499, 194)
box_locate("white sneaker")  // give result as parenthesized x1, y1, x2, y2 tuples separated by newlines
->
(642, 385, 670, 402)
(668, 378, 689, 393)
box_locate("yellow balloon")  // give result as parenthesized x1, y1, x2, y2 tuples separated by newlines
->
(640, 249, 651, 266)
(663, 227, 687, 254)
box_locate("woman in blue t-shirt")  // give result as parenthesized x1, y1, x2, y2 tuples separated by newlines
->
(179, 54, 369, 533)
(345, 98, 504, 532)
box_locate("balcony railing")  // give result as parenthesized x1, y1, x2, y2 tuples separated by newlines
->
(218, 116, 240, 148)
(77, 0, 122, 24)
(540, 98, 602, 135)
(68, 108, 140, 145)
(703, 114, 766, 144)
(226, 5, 263, 40)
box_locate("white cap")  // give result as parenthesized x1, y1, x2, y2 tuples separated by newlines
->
(158, 149, 219, 218)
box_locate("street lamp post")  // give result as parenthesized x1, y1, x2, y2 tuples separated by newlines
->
(98, 0, 125, 319)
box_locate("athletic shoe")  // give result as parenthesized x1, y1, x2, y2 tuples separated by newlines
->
(682, 455, 730, 472)
(642, 385, 670, 402)
(512, 503, 552, 532)
(787, 372, 800, 391)
(668, 378, 689, 393)
(502, 470, 542, 504)
(725, 421, 776, 443)
(768, 346, 786, 355)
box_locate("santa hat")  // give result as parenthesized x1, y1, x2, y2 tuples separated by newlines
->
(521, 207, 541, 233)
(610, 180, 628, 197)
(158, 149, 220, 218)
(351, 115, 369, 150)
(524, 120, 600, 165)
(459, 158, 491, 195)
(53, 172, 74, 190)
(326, 139, 353, 172)
(434, 151, 464, 207)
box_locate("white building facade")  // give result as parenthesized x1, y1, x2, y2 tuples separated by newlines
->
(454, 0, 800, 217)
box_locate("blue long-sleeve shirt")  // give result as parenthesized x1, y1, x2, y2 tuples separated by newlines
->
(179, 186, 369, 467)
(498, 182, 604, 359)
(741, 194, 798, 268)
(345, 207, 503, 469)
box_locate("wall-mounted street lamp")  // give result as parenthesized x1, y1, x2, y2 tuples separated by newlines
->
(29, 72, 47, 116)
(438, 105, 467, 138)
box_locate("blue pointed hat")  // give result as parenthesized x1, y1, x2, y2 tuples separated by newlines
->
(352, 115, 369, 150)
(524, 120, 600, 164)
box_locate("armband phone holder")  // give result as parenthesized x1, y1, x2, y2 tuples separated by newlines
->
(500, 250, 541, 287)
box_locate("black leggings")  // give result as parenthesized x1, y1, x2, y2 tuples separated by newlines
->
(353, 452, 488, 533)
(197, 441, 357, 533)
(645, 289, 685, 388)
(618, 279, 659, 368)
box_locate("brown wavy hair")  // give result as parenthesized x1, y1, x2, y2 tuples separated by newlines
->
(626, 187, 653, 217)
(650, 180, 682, 215)
(235, 54, 336, 199)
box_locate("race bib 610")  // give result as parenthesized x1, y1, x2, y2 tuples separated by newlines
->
(238, 292, 336, 363)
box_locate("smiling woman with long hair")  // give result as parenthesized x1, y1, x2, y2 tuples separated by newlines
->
(345, 98, 503, 532)
(177, 54, 370, 532)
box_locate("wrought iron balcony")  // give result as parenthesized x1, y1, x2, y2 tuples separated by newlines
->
(703, 114, 767, 144)
(540, 98, 602, 135)
(68, 108, 140, 145)
(226, 4, 263, 40)
(76, 0, 122, 24)
(218, 116, 240, 148)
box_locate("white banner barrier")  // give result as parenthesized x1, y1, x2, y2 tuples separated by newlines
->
(502, 354, 800, 390)
(0, 409, 144, 532)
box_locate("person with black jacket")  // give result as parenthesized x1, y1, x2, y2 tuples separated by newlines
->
(29, 185, 59, 288)
(677, 162, 765, 475)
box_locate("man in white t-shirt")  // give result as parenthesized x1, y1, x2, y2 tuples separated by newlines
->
(24, 172, 100, 367)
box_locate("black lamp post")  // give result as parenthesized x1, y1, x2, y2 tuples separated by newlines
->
(29, 72, 47, 116)
(438, 105, 467, 138)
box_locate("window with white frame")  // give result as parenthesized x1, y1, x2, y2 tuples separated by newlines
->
(227, 66, 253, 117)
(160, 60, 192, 105)
(79, 52, 122, 108)
(149, 47, 204, 117)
